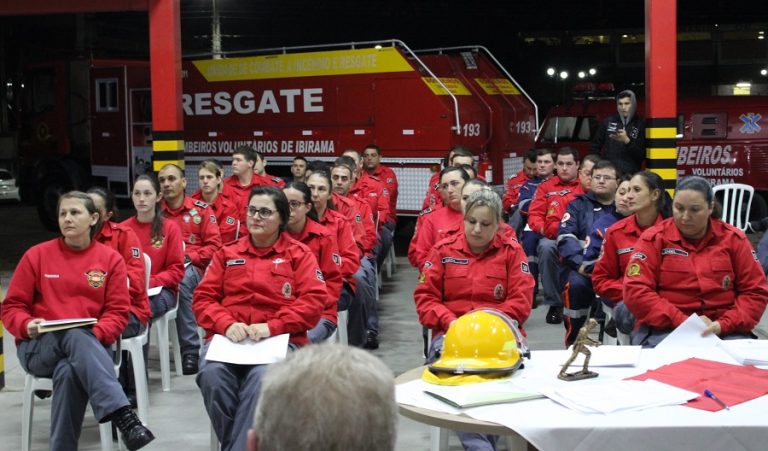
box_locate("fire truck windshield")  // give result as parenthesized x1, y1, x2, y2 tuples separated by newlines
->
(539, 115, 597, 143)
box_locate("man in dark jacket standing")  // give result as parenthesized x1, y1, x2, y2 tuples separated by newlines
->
(591, 89, 646, 175)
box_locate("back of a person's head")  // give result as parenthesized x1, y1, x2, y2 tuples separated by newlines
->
(253, 344, 397, 451)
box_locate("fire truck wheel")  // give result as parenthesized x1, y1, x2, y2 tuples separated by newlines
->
(751, 193, 768, 223)
(36, 177, 67, 231)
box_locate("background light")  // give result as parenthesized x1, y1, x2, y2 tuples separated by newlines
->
(559, 71, 569, 80)
(761, 69, 768, 76)
(577, 71, 586, 79)
(546, 67, 556, 76)
(588, 68, 597, 75)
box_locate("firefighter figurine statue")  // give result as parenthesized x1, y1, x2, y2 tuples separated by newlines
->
(558, 318, 600, 381)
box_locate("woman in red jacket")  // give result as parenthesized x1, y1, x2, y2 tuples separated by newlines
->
(191, 159, 242, 243)
(122, 175, 185, 321)
(1, 191, 154, 450)
(194, 186, 326, 451)
(623, 176, 768, 347)
(414, 188, 534, 451)
(283, 181, 343, 342)
(593, 171, 671, 335)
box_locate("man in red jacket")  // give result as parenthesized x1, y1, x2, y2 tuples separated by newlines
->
(159, 164, 222, 375)
(522, 147, 585, 324)
(502, 149, 538, 215)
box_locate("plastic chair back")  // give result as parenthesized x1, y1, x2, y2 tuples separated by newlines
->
(712, 183, 754, 231)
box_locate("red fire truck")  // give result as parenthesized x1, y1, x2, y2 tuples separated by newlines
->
(16, 40, 538, 228)
(536, 87, 768, 218)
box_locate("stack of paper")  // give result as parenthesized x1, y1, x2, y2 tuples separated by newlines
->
(718, 339, 768, 366)
(423, 381, 543, 409)
(204, 333, 289, 365)
(540, 379, 699, 414)
(37, 318, 97, 333)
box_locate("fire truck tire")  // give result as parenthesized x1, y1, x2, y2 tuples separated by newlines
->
(36, 176, 68, 231)
(750, 193, 768, 222)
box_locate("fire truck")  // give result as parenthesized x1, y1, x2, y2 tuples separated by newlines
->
(536, 86, 768, 219)
(15, 40, 538, 229)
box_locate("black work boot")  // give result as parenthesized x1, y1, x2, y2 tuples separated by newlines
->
(111, 406, 155, 451)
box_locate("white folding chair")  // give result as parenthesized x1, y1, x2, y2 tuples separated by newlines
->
(332, 309, 349, 345)
(712, 183, 754, 231)
(147, 251, 183, 391)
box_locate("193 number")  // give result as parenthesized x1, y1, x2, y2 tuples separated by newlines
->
(461, 123, 481, 137)
(512, 120, 534, 134)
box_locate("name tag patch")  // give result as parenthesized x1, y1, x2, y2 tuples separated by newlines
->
(442, 257, 469, 265)
(226, 259, 246, 267)
(662, 248, 689, 257)
(617, 247, 634, 255)
(630, 252, 647, 261)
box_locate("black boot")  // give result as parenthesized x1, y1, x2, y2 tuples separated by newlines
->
(111, 406, 155, 451)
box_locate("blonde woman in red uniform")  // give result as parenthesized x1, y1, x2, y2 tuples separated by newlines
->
(192, 159, 242, 243)
(283, 181, 343, 342)
(2, 191, 154, 450)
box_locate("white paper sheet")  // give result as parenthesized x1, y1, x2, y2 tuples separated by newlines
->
(656, 313, 721, 349)
(717, 339, 768, 365)
(566, 345, 642, 367)
(540, 379, 699, 414)
(204, 333, 289, 365)
(147, 286, 162, 297)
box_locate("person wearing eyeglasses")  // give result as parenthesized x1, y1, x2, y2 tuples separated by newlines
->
(522, 147, 585, 324)
(158, 163, 222, 375)
(194, 186, 326, 451)
(557, 160, 620, 346)
(408, 166, 470, 270)
(282, 182, 343, 343)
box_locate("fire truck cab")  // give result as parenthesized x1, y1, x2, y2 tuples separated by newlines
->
(536, 86, 768, 219)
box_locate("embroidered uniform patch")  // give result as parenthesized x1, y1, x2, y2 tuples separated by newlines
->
(209, 215, 217, 224)
(85, 270, 107, 288)
(662, 248, 689, 257)
(630, 252, 647, 261)
(441, 257, 469, 265)
(561, 212, 571, 223)
(617, 247, 634, 255)
(332, 253, 341, 266)
(626, 263, 641, 277)
(315, 269, 325, 281)
(226, 216, 235, 225)
(722, 275, 731, 290)
(226, 259, 246, 266)
(521, 262, 530, 273)
(131, 247, 140, 259)
(282, 282, 292, 298)
(494, 284, 504, 300)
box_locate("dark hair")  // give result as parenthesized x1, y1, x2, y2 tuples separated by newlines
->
(633, 171, 673, 218)
(132, 174, 165, 245)
(591, 159, 620, 179)
(293, 156, 308, 164)
(458, 163, 477, 179)
(284, 181, 319, 222)
(524, 149, 538, 163)
(86, 186, 117, 235)
(537, 147, 557, 159)
(158, 163, 185, 177)
(334, 156, 357, 176)
(305, 170, 336, 211)
(57, 191, 100, 239)
(233, 145, 257, 164)
(307, 160, 330, 174)
(675, 176, 714, 204)
(581, 154, 600, 168)
(254, 151, 265, 163)
(363, 144, 381, 155)
(557, 147, 581, 162)
(439, 166, 470, 184)
(250, 186, 290, 232)
(462, 178, 490, 191)
(450, 145, 474, 162)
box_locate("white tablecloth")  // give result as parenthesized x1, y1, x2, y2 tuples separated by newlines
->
(396, 347, 768, 451)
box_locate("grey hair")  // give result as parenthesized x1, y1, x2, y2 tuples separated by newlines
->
(676, 176, 714, 204)
(253, 344, 397, 451)
(464, 188, 503, 221)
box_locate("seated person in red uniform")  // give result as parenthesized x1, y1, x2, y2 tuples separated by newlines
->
(192, 159, 242, 243)
(282, 181, 343, 343)
(623, 176, 768, 347)
(123, 175, 185, 321)
(408, 166, 470, 269)
(414, 188, 534, 451)
(1, 191, 154, 451)
(194, 186, 326, 451)
(593, 171, 671, 336)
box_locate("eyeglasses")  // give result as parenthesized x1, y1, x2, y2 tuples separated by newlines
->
(440, 180, 463, 190)
(288, 200, 307, 210)
(246, 206, 275, 219)
(592, 175, 616, 182)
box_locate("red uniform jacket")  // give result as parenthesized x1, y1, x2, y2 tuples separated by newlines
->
(526, 177, 584, 239)
(286, 219, 343, 325)
(2, 238, 129, 345)
(592, 214, 662, 303)
(408, 206, 463, 269)
(193, 234, 326, 346)
(502, 169, 531, 213)
(254, 172, 286, 188)
(332, 193, 369, 256)
(191, 189, 242, 244)
(413, 232, 534, 338)
(161, 197, 222, 271)
(421, 172, 443, 211)
(122, 217, 185, 294)
(317, 208, 361, 292)
(94, 222, 151, 324)
(367, 164, 399, 223)
(224, 174, 283, 222)
(350, 172, 390, 226)
(623, 218, 768, 336)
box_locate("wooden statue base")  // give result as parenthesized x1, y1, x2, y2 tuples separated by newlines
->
(558, 370, 599, 381)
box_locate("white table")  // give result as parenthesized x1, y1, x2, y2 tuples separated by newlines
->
(396, 347, 768, 451)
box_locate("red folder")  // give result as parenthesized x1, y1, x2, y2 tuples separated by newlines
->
(627, 357, 768, 411)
